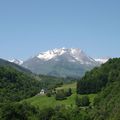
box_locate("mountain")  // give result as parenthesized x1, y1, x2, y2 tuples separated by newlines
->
(0, 58, 31, 74)
(22, 48, 99, 77)
(9, 58, 23, 65)
(95, 58, 109, 64)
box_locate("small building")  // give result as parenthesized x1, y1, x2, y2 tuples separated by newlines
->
(40, 89, 45, 95)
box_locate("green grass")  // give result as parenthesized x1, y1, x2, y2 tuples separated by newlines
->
(57, 82, 76, 90)
(22, 82, 96, 109)
(56, 82, 76, 93)
(23, 93, 76, 109)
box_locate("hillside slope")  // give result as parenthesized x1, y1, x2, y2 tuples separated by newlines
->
(0, 58, 31, 74)
(0, 66, 42, 103)
(92, 80, 120, 120)
(77, 58, 120, 94)
(77, 58, 120, 120)
(91, 59, 120, 120)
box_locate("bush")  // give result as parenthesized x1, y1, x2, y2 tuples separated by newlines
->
(0, 102, 38, 120)
(55, 89, 66, 100)
(38, 107, 54, 120)
(65, 88, 72, 97)
(46, 91, 52, 97)
(81, 96, 90, 106)
(75, 95, 82, 107)
(76, 95, 90, 107)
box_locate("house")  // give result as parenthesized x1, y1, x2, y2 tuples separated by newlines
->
(39, 89, 45, 95)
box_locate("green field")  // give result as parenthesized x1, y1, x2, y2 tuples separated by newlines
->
(22, 82, 96, 109)
(56, 82, 76, 90)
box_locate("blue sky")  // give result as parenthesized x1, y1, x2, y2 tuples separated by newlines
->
(0, 0, 120, 60)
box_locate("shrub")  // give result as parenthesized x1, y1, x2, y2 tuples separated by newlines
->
(65, 88, 72, 97)
(55, 89, 66, 100)
(81, 96, 90, 106)
(76, 95, 90, 107)
(46, 91, 52, 97)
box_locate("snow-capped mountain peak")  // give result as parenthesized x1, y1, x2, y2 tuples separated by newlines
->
(9, 59, 23, 65)
(37, 48, 81, 61)
(37, 48, 65, 61)
(37, 48, 96, 65)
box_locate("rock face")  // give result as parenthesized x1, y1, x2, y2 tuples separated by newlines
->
(22, 48, 99, 77)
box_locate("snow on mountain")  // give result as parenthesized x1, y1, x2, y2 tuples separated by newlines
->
(95, 58, 109, 64)
(37, 48, 96, 65)
(22, 48, 100, 77)
(37, 48, 67, 61)
(9, 59, 23, 65)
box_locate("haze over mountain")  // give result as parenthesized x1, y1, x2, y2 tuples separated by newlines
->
(21, 48, 102, 77)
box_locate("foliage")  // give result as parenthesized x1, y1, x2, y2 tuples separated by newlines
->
(81, 96, 90, 106)
(38, 74, 64, 89)
(0, 102, 38, 120)
(75, 95, 82, 107)
(51, 105, 91, 120)
(88, 58, 120, 120)
(77, 58, 120, 94)
(55, 89, 66, 100)
(38, 107, 55, 120)
(65, 88, 72, 97)
(46, 91, 52, 97)
(91, 78, 120, 120)
(76, 95, 90, 107)
(76, 58, 120, 119)
(22, 82, 96, 109)
(0, 66, 43, 103)
(55, 88, 72, 100)
(0, 102, 91, 120)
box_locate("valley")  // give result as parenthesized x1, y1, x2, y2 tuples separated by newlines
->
(1, 0, 119, 119)
(22, 82, 96, 109)
(0, 55, 120, 120)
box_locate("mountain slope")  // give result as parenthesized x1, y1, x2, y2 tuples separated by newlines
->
(0, 58, 31, 74)
(0, 66, 42, 103)
(77, 58, 120, 120)
(92, 80, 120, 120)
(22, 48, 99, 77)
(91, 58, 120, 120)
(9, 58, 23, 65)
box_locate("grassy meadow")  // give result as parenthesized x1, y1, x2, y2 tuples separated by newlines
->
(22, 82, 96, 109)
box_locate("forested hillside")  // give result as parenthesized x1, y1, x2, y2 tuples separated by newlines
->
(77, 58, 120, 94)
(91, 58, 120, 120)
(77, 58, 120, 120)
(92, 78, 120, 120)
(0, 58, 31, 74)
(0, 66, 42, 103)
